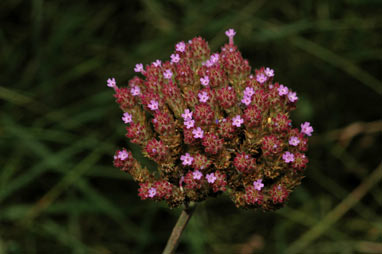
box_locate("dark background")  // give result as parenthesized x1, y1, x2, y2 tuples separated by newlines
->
(1, 0, 381, 253)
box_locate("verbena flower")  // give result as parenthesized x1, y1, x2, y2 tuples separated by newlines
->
(108, 28, 313, 210)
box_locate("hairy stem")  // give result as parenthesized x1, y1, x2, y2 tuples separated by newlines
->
(162, 203, 197, 254)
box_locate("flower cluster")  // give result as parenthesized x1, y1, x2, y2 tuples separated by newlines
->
(108, 29, 313, 210)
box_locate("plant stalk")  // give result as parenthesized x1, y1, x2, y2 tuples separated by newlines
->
(162, 203, 197, 254)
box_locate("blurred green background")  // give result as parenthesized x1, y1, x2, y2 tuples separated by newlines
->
(1, 0, 381, 253)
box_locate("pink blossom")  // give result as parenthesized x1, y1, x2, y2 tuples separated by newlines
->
(170, 53, 180, 63)
(278, 85, 289, 96)
(122, 112, 132, 124)
(243, 86, 255, 97)
(192, 127, 204, 139)
(163, 69, 173, 79)
(153, 59, 162, 67)
(130, 85, 141, 96)
(203, 59, 213, 67)
(107, 78, 116, 88)
(180, 153, 194, 166)
(200, 76, 210, 86)
(134, 63, 144, 73)
(176, 41, 186, 52)
(118, 150, 129, 160)
(148, 187, 157, 198)
(225, 28, 236, 44)
(181, 108, 193, 121)
(289, 136, 300, 146)
(288, 91, 298, 102)
(282, 151, 295, 163)
(232, 115, 244, 127)
(193, 170, 203, 180)
(264, 67, 274, 77)
(148, 100, 159, 111)
(253, 179, 264, 191)
(301, 122, 313, 136)
(241, 95, 252, 106)
(210, 53, 219, 63)
(184, 119, 195, 129)
(198, 91, 209, 103)
(206, 173, 217, 183)
(256, 73, 267, 84)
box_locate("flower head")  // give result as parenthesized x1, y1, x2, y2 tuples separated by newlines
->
(130, 85, 141, 96)
(176, 41, 186, 52)
(289, 136, 300, 146)
(282, 151, 295, 163)
(163, 69, 173, 79)
(253, 179, 264, 191)
(193, 170, 203, 180)
(301, 122, 314, 136)
(264, 67, 274, 77)
(122, 112, 132, 124)
(180, 153, 194, 166)
(225, 28, 236, 44)
(256, 73, 267, 84)
(134, 63, 144, 73)
(181, 108, 193, 121)
(206, 173, 217, 183)
(192, 127, 204, 139)
(200, 76, 210, 86)
(107, 78, 116, 88)
(184, 119, 195, 129)
(241, 95, 252, 106)
(148, 187, 157, 198)
(232, 115, 244, 127)
(288, 91, 298, 102)
(170, 53, 180, 64)
(153, 59, 162, 67)
(117, 150, 129, 160)
(148, 100, 159, 111)
(198, 91, 209, 103)
(278, 85, 289, 96)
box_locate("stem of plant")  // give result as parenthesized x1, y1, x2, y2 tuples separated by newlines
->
(162, 202, 197, 254)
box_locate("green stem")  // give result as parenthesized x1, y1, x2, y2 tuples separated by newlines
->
(162, 203, 197, 254)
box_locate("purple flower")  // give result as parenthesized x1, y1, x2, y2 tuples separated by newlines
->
(130, 85, 141, 96)
(148, 187, 157, 198)
(203, 59, 213, 67)
(243, 86, 255, 97)
(118, 150, 129, 160)
(206, 173, 217, 183)
(198, 91, 209, 103)
(210, 53, 219, 63)
(264, 67, 274, 77)
(225, 28, 236, 38)
(200, 76, 210, 86)
(180, 153, 194, 166)
(184, 119, 195, 129)
(153, 59, 162, 67)
(289, 136, 300, 146)
(301, 122, 314, 136)
(232, 115, 244, 127)
(192, 127, 204, 139)
(122, 112, 132, 124)
(148, 100, 159, 111)
(181, 108, 193, 121)
(193, 170, 203, 180)
(278, 85, 289, 96)
(163, 69, 173, 79)
(170, 53, 180, 63)
(241, 95, 252, 106)
(176, 41, 186, 52)
(256, 73, 267, 84)
(134, 63, 144, 73)
(288, 91, 298, 102)
(107, 78, 116, 88)
(282, 151, 295, 163)
(253, 179, 264, 191)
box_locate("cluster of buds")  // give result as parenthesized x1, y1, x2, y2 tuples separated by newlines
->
(108, 29, 313, 210)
